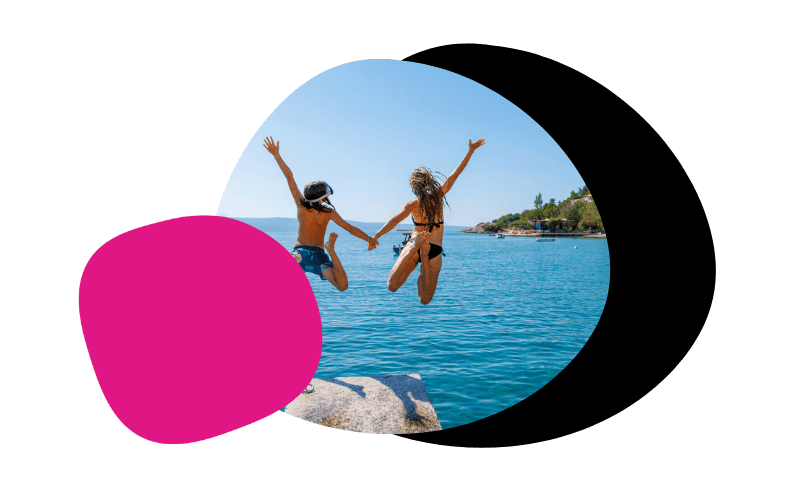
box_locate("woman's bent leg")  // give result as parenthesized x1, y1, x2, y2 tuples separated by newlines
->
(387, 231, 429, 292)
(417, 241, 442, 305)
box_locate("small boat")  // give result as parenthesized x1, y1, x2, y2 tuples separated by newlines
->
(495, 233, 505, 239)
(393, 231, 413, 255)
(536, 238, 555, 242)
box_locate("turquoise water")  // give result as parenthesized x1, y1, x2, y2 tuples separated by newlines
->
(246, 221, 610, 429)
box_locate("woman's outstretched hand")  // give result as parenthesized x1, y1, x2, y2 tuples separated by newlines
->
(263, 136, 280, 156)
(469, 138, 486, 150)
(368, 236, 379, 251)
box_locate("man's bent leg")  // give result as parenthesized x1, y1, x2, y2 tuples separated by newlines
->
(323, 233, 348, 292)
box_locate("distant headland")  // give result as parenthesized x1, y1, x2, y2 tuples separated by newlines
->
(458, 186, 605, 236)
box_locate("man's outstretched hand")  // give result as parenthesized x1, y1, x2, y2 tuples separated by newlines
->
(263, 136, 280, 156)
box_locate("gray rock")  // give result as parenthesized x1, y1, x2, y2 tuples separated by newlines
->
(284, 374, 442, 434)
(459, 222, 491, 234)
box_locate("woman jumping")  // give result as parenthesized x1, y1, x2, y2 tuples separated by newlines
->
(370, 138, 485, 304)
(263, 136, 377, 291)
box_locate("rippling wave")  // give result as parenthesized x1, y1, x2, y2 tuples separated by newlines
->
(256, 226, 609, 429)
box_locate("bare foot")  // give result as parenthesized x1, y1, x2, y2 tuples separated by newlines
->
(325, 232, 338, 253)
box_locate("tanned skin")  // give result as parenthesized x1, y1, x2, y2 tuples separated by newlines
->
(263, 136, 377, 291)
(370, 139, 485, 304)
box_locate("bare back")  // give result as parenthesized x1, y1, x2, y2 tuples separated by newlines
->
(409, 200, 445, 246)
(295, 205, 333, 248)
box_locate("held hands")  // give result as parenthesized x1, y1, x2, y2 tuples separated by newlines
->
(263, 136, 280, 157)
(469, 138, 486, 151)
(367, 236, 379, 251)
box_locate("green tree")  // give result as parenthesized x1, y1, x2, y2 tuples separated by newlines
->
(593, 202, 603, 227)
(547, 218, 563, 230)
(520, 209, 537, 221)
(496, 213, 521, 227)
(482, 186, 601, 234)
(579, 201, 603, 230)
(564, 205, 582, 230)
(542, 203, 559, 219)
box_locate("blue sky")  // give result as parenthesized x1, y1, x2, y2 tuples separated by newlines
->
(217, 59, 586, 226)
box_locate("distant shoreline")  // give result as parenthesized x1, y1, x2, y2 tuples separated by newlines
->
(228, 216, 472, 233)
(460, 231, 606, 238)
(228, 216, 606, 237)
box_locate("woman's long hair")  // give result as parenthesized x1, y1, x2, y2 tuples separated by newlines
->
(302, 180, 334, 213)
(409, 167, 448, 222)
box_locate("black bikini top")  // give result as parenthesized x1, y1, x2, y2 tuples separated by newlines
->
(411, 214, 444, 229)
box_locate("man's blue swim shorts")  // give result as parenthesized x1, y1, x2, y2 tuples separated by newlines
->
(292, 245, 333, 280)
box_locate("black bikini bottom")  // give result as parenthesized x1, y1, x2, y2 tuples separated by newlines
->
(417, 243, 445, 260)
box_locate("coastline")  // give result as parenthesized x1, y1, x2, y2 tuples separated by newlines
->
(458, 230, 606, 238)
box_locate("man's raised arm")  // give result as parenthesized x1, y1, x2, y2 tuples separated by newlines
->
(263, 136, 303, 205)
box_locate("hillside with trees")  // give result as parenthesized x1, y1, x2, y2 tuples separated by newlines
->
(473, 186, 603, 233)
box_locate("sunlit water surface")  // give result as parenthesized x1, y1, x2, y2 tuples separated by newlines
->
(241, 220, 610, 429)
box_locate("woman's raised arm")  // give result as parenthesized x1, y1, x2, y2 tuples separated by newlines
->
(440, 138, 485, 195)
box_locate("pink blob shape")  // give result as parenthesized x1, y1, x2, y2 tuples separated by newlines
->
(79, 216, 321, 444)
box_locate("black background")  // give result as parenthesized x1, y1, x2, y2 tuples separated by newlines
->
(72, 42, 721, 463)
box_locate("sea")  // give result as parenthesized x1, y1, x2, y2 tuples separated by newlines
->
(236, 218, 610, 429)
